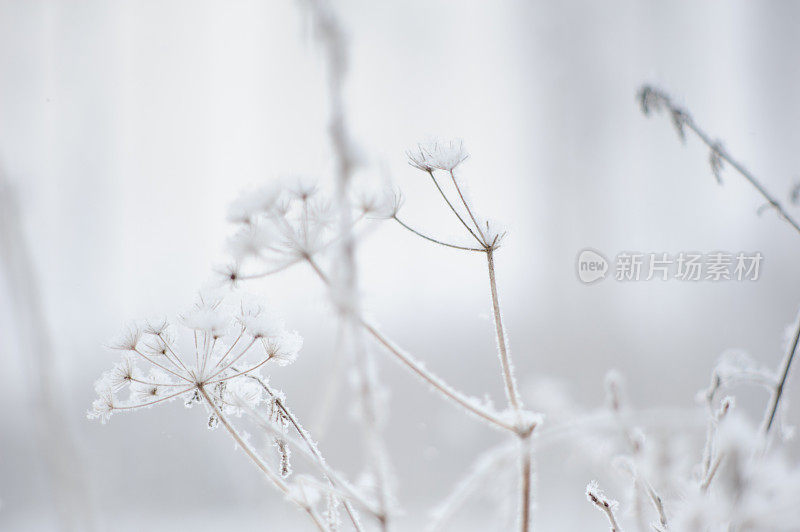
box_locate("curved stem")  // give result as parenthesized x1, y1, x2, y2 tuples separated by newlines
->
(448, 169, 486, 242)
(639, 85, 800, 236)
(304, 257, 515, 432)
(198, 385, 327, 531)
(241, 372, 373, 528)
(427, 170, 483, 245)
(393, 216, 485, 252)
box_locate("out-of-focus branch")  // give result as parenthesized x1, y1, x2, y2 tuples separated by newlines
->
(0, 174, 95, 532)
(762, 314, 800, 434)
(302, 0, 393, 527)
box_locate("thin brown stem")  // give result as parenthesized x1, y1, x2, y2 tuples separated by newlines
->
(213, 328, 244, 370)
(701, 455, 723, 492)
(132, 349, 192, 383)
(360, 318, 516, 433)
(393, 215, 485, 252)
(448, 169, 486, 242)
(113, 386, 195, 410)
(198, 385, 327, 531)
(304, 257, 516, 432)
(128, 377, 188, 388)
(486, 248, 522, 411)
(763, 314, 800, 434)
(427, 170, 483, 245)
(157, 333, 190, 373)
(639, 85, 800, 237)
(205, 338, 257, 381)
(519, 434, 532, 532)
(240, 372, 374, 527)
(205, 355, 272, 385)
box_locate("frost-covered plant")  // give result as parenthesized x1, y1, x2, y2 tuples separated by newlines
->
(87, 9, 800, 532)
(88, 295, 366, 529)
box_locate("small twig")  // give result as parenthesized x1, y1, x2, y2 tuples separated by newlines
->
(638, 85, 800, 237)
(304, 257, 517, 433)
(586, 481, 622, 532)
(448, 169, 487, 243)
(487, 247, 523, 412)
(762, 314, 800, 434)
(393, 215, 485, 252)
(198, 385, 328, 531)
(426, 170, 484, 245)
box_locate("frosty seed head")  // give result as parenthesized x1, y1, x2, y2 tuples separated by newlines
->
(227, 184, 282, 224)
(238, 304, 285, 339)
(407, 140, 469, 172)
(109, 324, 142, 351)
(90, 293, 303, 426)
(142, 317, 169, 336)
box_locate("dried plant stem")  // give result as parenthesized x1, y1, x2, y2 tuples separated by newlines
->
(393, 215, 485, 252)
(641, 84, 800, 443)
(305, 256, 516, 432)
(254, 377, 369, 529)
(448, 170, 486, 242)
(589, 497, 621, 532)
(304, 0, 393, 527)
(198, 385, 327, 531)
(519, 434, 532, 532)
(360, 318, 517, 432)
(427, 170, 483, 244)
(638, 85, 800, 236)
(700, 455, 723, 492)
(486, 248, 522, 412)
(485, 249, 530, 531)
(762, 315, 800, 434)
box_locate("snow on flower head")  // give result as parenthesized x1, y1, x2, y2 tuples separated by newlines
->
(238, 301, 285, 339)
(407, 139, 469, 172)
(102, 355, 141, 391)
(226, 220, 279, 260)
(263, 330, 303, 366)
(223, 378, 264, 415)
(287, 176, 319, 201)
(227, 183, 282, 224)
(108, 324, 142, 351)
(89, 293, 304, 426)
(180, 297, 229, 338)
(88, 387, 115, 424)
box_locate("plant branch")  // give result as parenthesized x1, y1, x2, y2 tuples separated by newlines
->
(638, 85, 800, 236)
(487, 248, 522, 412)
(762, 314, 800, 434)
(448, 169, 486, 243)
(519, 434, 532, 532)
(427, 170, 484, 245)
(240, 370, 379, 523)
(198, 385, 327, 531)
(393, 215, 485, 252)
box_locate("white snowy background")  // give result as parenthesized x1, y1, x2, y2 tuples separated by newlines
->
(1, 0, 800, 530)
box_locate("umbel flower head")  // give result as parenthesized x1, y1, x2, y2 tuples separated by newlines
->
(407, 139, 469, 172)
(88, 294, 302, 425)
(220, 176, 394, 285)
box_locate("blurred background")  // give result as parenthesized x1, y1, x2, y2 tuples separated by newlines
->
(2, 0, 800, 530)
